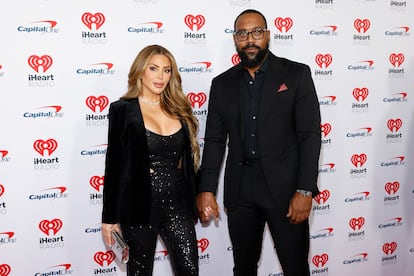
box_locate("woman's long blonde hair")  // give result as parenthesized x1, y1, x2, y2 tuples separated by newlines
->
(121, 45, 200, 171)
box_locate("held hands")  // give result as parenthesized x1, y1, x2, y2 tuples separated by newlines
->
(196, 192, 220, 223)
(102, 223, 121, 246)
(286, 192, 313, 224)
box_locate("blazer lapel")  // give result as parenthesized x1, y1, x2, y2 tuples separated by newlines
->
(258, 54, 288, 122)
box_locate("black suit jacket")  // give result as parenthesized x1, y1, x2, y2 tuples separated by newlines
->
(198, 52, 321, 212)
(102, 98, 198, 226)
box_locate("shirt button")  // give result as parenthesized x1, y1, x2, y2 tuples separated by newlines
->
(252, 116, 256, 120)
(251, 150, 256, 155)
(249, 81, 253, 85)
(251, 133, 255, 137)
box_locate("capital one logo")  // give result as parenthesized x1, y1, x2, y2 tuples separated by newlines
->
(351, 153, 367, 168)
(90, 176, 104, 192)
(274, 17, 293, 32)
(39, 218, 63, 236)
(315, 54, 332, 69)
(231, 54, 241, 65)
(81, 12, 105, 30)
(94, 251, 116, 266)
(33, 139, 58, 157)
(387, 119, 402, 132)
(389, 53, 404, 67)
(320, 123, 331, 137)
(385, 182, 400, 195)
(198, 238, 209, 253)
(0, 150, 8, 158)
(314, 190, 330, 204)
(28, 55, 53, 73)
(354, 18, 370, 33)
(383, 242, 397, 255)
(352, 88, 369, 102)
(86, 95, 109, 112)
(349, 217, 365, 231)
(0, 184, 4, 197)
(184, 14, 205, 31)
(0, 264, 11, 276)
(187, 92, 207, 108)
(312, 254, 328, 268)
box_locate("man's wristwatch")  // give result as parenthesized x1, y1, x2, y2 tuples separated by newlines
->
(297, 189, 312, 197)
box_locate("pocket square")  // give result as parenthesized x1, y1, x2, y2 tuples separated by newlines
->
(277, 83, 288, 92)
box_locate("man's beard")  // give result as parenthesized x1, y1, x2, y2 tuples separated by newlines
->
(237, 43, 269, 68)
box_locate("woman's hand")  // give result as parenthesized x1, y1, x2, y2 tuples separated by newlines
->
(102, 223, 121, 246)
(196, 192, 220, 223)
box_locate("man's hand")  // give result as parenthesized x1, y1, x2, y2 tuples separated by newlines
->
(196, 192, 220, 223)
(102, 223, 121, 246)
(286, 192, 312, 224)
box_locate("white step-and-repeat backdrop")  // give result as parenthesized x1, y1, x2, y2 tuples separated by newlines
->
(1, 0, 413, 275)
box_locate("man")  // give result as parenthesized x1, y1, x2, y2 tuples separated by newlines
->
(197, 9, 321, 276)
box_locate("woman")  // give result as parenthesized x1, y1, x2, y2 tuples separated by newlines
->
(101, 45, 200, 275)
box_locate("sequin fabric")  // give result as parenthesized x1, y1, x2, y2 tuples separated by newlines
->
(121, 127, 199, 276)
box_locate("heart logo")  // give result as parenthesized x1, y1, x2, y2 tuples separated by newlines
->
(184, 14, 205, 31)
(33, 139, 58, 157)
(81, 12, 105, 30)
(86, 95, 109, 112)
(94, 251, 116, 267)
(187, 92, 207, 108)
(39, 218, 63, 236)
(90, 176, 104, 192)
(28, 55, 53, 73)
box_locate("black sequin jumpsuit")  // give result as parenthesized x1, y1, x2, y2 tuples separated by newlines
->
(121, 127, 199, 276)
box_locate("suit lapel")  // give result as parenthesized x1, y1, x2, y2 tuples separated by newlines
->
(258, 54, 288, 122)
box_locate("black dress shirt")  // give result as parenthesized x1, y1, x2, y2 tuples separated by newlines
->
(242, 57, 269, 160)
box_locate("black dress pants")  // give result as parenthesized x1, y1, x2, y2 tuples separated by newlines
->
(227, 160, 310, 276)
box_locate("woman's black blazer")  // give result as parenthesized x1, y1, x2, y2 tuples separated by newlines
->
(101, 98, 198, 226)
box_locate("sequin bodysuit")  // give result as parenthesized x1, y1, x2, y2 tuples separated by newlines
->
(121, 127, 199, 276)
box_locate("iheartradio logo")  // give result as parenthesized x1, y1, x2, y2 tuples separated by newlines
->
(389, 53, 404, 67)
(184, 14, 205, 31)
(383, 242, 397, 255)
(314, 190, 330, 204)
(312, 254, 328, 267)
(0, 184, 4, 197)
(387, 119, 402, 132)
(385, 182, 400, 195)
(28, 55, 53, 73)
(81, 12, 105, 30)
(39, 218, 63, 236)
(197, 238, 209, 253)
(86, 95, 109, 112)
(315, 54, 332, 69)
(354, 18, 370, 33)
(320, 123, 332, 137)
(349, 217, 365, 231)
(90, 176, 104, 192)
(0, 264, 11, 276)
(231, 54, 241, 65)
(33, 139, 58, 157)
(187, 92, 207, 108)
(274, 17, 293, 32)
(351, 153, 367, 168)
(352, 87, 369, 102)
(94, 251, 115, 266)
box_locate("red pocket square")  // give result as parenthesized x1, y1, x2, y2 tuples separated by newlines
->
(277, 83, 288, 92)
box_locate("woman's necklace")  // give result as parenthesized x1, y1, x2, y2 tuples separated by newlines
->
(139, 97, 160, 106)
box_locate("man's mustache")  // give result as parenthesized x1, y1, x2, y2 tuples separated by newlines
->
(242, 44, 260, 51)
